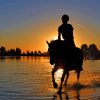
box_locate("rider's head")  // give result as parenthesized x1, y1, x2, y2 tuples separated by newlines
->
(61, 14, 69, 24)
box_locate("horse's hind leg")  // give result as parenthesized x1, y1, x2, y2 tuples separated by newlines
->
(52, 67, 58, 88)
(64, 71, 69, 86)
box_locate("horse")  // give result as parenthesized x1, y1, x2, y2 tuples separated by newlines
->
(46, 40, 83, 93)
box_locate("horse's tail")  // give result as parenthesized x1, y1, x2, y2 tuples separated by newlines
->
(75, 47, 83, 72)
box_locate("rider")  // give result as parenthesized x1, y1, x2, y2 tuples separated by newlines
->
(58, 14, 75, 49)
(58, 14, 83, 71)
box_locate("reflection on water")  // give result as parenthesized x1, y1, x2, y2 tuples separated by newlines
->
(0, 57, 100, 100)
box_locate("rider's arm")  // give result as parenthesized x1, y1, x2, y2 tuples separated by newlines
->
(69, 24, 74, 40)
(58, 25, 61, 40)
(58, 32, 61, 40)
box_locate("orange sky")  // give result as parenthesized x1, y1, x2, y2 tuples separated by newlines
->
(0, 0, 100, 52)
(0, 17, 100, 52)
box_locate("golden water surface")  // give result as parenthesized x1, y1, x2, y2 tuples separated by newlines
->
(0, 57, 100, 100)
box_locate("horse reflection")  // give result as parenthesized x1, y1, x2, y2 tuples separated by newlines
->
(47, 40, 83, 93)
(52, 87, 81, 100)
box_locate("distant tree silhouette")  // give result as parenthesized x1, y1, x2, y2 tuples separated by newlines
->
(6, 50, 10, 56)
(15, 48, 21, 56)
(81, 44, 89, 59)
(30, 51, 33, 56)
(38, 50, 41, 56)
(9, 49, 16, 56)
(34, 51, 37, 56)
(0, 44, 99, 59)
(89, 44, 100, 59)
(81, 43, 100, 59)
(0, 46, 49, 57)
(0, 46, 6, 56)
(26, 50, 30, 56)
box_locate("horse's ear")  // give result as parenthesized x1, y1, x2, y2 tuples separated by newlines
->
(46, 41, 50, 46)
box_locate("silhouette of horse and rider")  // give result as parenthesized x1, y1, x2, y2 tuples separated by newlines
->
(47, 14, 83, 94)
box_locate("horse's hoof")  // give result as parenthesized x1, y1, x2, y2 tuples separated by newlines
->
(57, 90, 61, 94)
(75, 68, 83, 73)
(53, 82, 58, 88)
(63, 83, 67, 86)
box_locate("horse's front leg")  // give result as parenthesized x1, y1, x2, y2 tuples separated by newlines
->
(52, 67, 58, 88)
(64, 71, 69, 86)
(76, 70, 81, 82)
(57, 70, 66, 94)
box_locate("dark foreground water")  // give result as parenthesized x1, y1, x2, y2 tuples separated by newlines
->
(0, 57, 100, 100)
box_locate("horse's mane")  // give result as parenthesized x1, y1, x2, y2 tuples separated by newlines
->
(50, 40, 64, 48)
(49, 40, 69, 58)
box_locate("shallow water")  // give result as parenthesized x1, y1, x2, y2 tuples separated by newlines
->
(0, 57, 100, 100)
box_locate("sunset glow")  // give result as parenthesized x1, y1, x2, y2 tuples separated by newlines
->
(0, 0, 100, 52)
(0, 1, 100, 98)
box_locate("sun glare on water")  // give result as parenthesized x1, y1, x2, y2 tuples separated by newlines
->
(55, 69, 63, 78)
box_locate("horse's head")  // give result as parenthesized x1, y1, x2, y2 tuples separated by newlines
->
(46, 40, 65, 65)
(46, 40, 55, 65)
